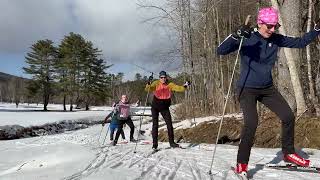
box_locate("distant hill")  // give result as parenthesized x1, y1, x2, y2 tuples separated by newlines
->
(0, 72, 29, 82)
(0, 72, 30, 102)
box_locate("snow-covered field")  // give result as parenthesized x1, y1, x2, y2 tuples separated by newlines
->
(0, 103, 111, 127)
(0, 103, 319, 180)
(0, 103, 151, 127)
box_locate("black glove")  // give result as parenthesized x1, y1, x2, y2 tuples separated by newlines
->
(315, 19, 320, 31)
(147, 75, 153, 85)
(232, 24, 252, 39)
(148, 75, 153, 82)
(183, 81, 191, 88)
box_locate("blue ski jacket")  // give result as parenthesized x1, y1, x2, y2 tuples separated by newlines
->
(217, 29, 320, 88)
(105, 111, 121, 125)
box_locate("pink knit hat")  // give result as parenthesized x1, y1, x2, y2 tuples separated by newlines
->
(257, 7, 279, 25)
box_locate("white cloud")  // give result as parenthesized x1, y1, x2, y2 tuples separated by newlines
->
(0, 0, 182, 79)
(72, 0, 178, 64)
(0, 0, 74, 53)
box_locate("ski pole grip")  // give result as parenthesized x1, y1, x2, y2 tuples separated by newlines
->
(244, 15, 251, 26)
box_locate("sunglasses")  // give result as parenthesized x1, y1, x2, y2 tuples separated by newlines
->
(260, 21, 280, 30)
(160, 76, 167, 79)
(265, 23, 281, 30)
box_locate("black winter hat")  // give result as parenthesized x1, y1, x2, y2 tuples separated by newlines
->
(159, 71, 167, 77)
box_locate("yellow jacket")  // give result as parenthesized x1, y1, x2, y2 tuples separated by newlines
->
(145, 80, 185, 99)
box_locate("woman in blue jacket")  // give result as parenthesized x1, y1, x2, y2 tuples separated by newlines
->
(217, 7, 319, 176)
(103, 110, 126, 142)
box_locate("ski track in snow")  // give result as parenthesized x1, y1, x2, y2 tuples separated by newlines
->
(3, 104, 319, 180)
(1, 123, 320, 180)
(63, 127, 320, 180)
(63, 139, 242, 180)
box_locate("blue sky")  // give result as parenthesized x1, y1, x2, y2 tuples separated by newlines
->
(0, 0, 181, 80)
(0, 54, 26, 77)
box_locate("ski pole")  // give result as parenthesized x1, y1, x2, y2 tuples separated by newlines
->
(208, 15, 251, 175)
(101, 105, 117, 146)
(98, 124, 104, 143)
(133, 73, 153, 153)
(102, 124, 110, 146)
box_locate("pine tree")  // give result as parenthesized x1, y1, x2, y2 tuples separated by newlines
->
(58, 32, 87, 111)
(81, 41, 111, 110)
(23, 39, 57, 111)
(135, 73, 142, 81)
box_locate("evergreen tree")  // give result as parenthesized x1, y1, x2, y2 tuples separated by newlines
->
(135, 73, 142, 81)
(23, 39, 57, 111)
(116, 72, 124, 84)
(54, 52, 69, 111)
(58, 32, 87, 111)
(81, 41, 111, 110)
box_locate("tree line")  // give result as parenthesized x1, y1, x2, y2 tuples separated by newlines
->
(12, 0, 320, 118)
(108, 72, 186, 106)
(17, 31, 183, 111)
(23, 32, 111, 111)
(0, 72, 27, 107)
(138, 0, 320, 118)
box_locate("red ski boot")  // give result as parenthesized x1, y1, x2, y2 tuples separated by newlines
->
(234, 163, 248, 179)
(284, 153, 310, 167)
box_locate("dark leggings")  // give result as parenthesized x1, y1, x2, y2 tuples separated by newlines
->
(237, 86, 295, 164)
(114, 117, 135, 142)
(151, 106, 175, 146)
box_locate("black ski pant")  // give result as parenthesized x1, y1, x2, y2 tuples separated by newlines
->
(151, 106, 175, 147)
(237, 86, 295, 164)
(114, 117, 135, 142)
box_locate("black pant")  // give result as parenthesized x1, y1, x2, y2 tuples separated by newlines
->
(237, 86, 295, 164)
(114, 117, 135, 142)
(151, 105, 175, 147)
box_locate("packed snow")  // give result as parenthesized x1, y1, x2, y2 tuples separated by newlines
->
(0, 103, 319, 180)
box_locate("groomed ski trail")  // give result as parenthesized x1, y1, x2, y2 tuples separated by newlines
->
(2, 125, 320, 180)
(64, 141, 236, 180)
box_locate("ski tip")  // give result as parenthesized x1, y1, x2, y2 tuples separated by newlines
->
(165, 146, 186, 150)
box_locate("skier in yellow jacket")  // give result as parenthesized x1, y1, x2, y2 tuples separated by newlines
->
(145, 71, 190, 150)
